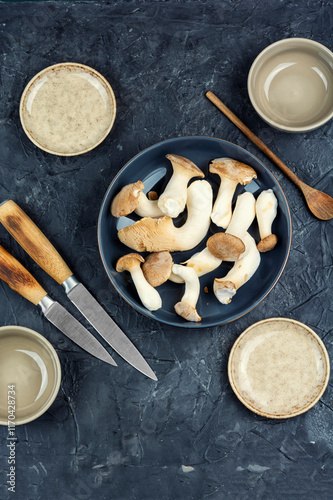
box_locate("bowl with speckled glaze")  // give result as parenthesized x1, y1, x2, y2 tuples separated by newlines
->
(20, 62, 117, 156)
(228, 318, 330, 418)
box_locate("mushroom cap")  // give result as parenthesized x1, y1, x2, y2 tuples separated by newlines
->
(213, 279, 236, 304)
(118, 216, 176, 252)
(147, 191, 158, 200)
(166, 154, 205, 178)
(174, 302, 201, 322)
(257, 234, 278, 253)
(142, 251, 173, 287)
(116, 253, 145, 272)
(111, 181, 144, 217)
(209, 158, 257, 185)
(207, 233, 245, 262)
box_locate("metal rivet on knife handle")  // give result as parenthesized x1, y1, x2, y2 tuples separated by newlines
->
(0, 244, 117, 367)
(0, 244, 47, 305)
(0, 200, 72, 284)
(0, 200, 157, 380)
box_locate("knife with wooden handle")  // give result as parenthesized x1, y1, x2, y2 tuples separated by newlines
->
(0, 200, 157, 381)
(0, 244, 117, 366)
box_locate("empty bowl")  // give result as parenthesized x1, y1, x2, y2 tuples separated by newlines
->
(0, 326, 61, 425)
(228, 318, 330, 418)
(20, 62, 117, 156)
(248, 38, 333, 132)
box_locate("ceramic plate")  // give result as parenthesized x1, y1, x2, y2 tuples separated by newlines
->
(0, 325, 61, 426)
(20, 63, 116, 156)
(228, 318, 330, 418)
(98, 136, 292, 328)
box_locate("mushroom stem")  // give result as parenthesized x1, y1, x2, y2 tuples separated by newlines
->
(256, 189, 278, 252)
(210, 158, 257, 229)
(130, 266, 162, 311)
(157, 155, 205, 218)
(134, 192, 164, 218)
(172, 264, 201, 322)
(182, 247, 223, 279)
(116, 253, 162, 311)
(211, 176, 238, 228)
(225, 191, 256, 239)
(118, 180, 213, 252)
(175, 191, 255, 279)
(213, 232, 260, 305)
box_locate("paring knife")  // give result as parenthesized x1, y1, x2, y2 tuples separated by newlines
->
(0, 244, 116, 366)
(0, 200, 157, 381)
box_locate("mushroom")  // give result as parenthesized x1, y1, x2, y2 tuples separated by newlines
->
(207, 233, 245, 262)
(142, 251, 173, 287)
(116, 253, 162, 311)
(169, 191, 255, 282)
(157, 154, 205, 217)
(210, 158, 257, 228)
(111, 181, 164, 218)
(118, 180, 213, 252)
(256, 189, 278, 252)
(172, 264, 201, 322)
(224, 191, 256, 239)
(213, 232, 261, 305)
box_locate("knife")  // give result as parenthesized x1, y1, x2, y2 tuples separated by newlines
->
(0, 200, 157, 381)
(0, 244, 117, 366)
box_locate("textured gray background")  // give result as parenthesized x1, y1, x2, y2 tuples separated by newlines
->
(0, 1, 332, 499)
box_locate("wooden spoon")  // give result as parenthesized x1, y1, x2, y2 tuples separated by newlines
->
(206, 91, 333, 221)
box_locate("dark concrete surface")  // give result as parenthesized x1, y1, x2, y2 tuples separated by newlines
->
(0, 1, 332, 499)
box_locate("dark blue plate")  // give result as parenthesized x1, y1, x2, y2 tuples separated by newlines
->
(98, 136, 292, 328)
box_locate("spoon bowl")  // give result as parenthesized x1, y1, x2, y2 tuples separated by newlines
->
(206, 91, 333, 220)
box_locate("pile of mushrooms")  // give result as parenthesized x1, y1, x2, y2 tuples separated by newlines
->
(112, 154, 279, 322)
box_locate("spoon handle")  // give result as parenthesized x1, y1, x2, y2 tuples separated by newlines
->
(205, 91, 307, 191)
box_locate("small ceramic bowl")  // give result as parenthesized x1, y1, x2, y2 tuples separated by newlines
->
(20, 62, 117, 156)
(0, 326, 61, 425)
(228, 318, 330, 419)
(248, 38, 333, 132)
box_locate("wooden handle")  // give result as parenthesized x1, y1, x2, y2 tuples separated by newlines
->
(0, 245, 47, 305)
(0, 200, 72, 285)
(205, 91, 307, 191)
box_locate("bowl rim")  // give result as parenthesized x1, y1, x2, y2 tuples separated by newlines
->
(97, 135, 292, 328)
(19, 62, 117, 156)
(228, 317, 330, 419)
(248, 37, 333, 132)
(0, 325, 61, 426)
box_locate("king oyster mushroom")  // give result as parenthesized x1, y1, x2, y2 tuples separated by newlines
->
(172, 264, 201, 322)
(157, 154, 205, 218)
(256, 189, 278, 252)
(210, 158, 257, 228)
(111, 180, 164, 218)
(213, 232, 260, 305)
(169, 191, 255, 283)
(116, 253, 162, 311)
(142, 251, 174, 287)
(118, 180, 213, 252)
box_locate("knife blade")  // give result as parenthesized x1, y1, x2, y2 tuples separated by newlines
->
(0, 244, 117, 366)
(0, 200, 157, 381)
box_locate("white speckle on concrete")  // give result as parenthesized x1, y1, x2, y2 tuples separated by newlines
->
(181, 465, 194, 473)
(39, 462, 47, 475)
(247, 464, 270, 473)
(31, 465, 39, 474)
